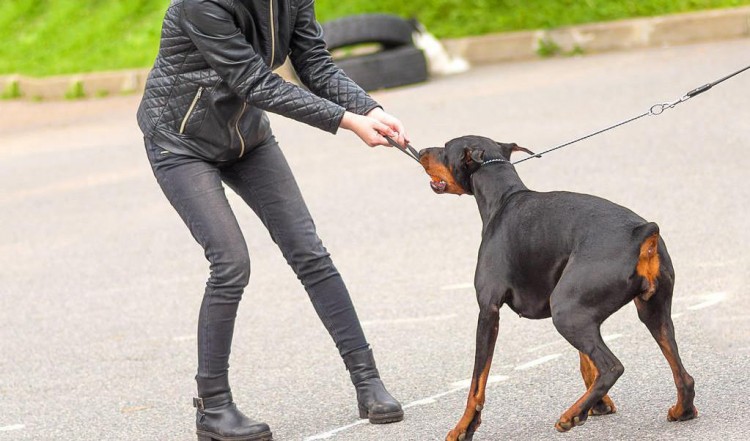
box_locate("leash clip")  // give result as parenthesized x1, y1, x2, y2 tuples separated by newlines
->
(649, 95, 690, 116)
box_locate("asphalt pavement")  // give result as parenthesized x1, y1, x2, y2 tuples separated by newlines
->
(1, 38, 749, 441)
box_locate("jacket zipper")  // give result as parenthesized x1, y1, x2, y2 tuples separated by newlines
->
(180, 87, 204, 134)
(236, 102, 248, 158)
(269, 0, 276, 67)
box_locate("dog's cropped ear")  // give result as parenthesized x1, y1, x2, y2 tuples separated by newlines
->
(467, 148, 485, 163)
(496, 142, 539, 159)
(511, 144, 539, 157)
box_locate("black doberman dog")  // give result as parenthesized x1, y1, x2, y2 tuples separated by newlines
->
(418, 136, 697, 440)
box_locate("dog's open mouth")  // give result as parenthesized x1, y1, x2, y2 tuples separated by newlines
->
(430, 179, 447, 194)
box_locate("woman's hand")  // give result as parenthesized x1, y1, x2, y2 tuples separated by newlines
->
(340, 111, 395, 147)
(367, 107, 409, 147)
(339, 108, 410, 148)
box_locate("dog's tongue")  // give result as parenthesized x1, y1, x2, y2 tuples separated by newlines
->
(430, 180, 447, 193)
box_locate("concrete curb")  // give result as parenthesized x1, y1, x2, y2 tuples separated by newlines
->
(1, 69, 149, 101)
(443, 6, 750, 64)
(2, 6, 749, 101)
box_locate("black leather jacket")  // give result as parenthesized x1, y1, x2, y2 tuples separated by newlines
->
(137, 0, 380, 162)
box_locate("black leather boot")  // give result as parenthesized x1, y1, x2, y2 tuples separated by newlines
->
(194, 377, 272, 441)
(343, 347, 404, 424)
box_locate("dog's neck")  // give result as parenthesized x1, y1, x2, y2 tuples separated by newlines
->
(471, 164, 528, 224)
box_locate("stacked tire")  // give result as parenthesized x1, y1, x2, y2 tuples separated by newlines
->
(322, 14, 428, 92)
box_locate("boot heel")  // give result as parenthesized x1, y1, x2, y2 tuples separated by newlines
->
(358, 405, 369, 419)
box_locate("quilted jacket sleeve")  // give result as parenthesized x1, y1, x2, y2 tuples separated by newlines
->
(181, 0, 345, 133)
(289, 0, 381, 116)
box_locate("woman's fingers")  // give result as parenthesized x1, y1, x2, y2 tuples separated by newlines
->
(371, 120, 393, 147)
(394, 130, 407, 148)
(340, 110, 410, 148)
(382, 115, 409, 146)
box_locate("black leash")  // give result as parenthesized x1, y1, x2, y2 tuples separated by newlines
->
(511, 63, 750, 165)
(386, 64, 750, 165)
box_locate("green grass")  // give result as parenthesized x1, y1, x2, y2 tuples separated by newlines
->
(0, 0, 167, 76)
(2, 0, 750, 76)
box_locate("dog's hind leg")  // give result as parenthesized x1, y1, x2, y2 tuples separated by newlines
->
(550, 280, 625, 432)
(445, 301, 500, 441)
(579, 352, 617, 416)
(634, 276, 697, 422)
(553, 325, 623, 432)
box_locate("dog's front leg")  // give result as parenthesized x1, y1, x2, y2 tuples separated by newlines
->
(446, 302, 500, 441)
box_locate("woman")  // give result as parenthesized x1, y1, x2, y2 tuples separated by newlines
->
(136, 1, 407, 440)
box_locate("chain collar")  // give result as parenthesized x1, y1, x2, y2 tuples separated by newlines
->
(481, 158, 510, 167)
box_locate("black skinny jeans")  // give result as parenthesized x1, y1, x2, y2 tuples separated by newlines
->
(144, 134, 368, 394)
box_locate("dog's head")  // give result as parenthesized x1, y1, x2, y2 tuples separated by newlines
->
(418, 135, 535, 195)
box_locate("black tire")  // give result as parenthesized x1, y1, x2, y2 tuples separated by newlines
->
(335, 46, 428, 92)
(322, 14, 414, 51)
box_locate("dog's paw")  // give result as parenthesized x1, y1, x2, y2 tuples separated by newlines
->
(446, 427, 476, 441)
(588, 395, 617, 416)
(445, 430, 470, 441)
(667, 404, 698, 422)
(555, 412, 588, 432)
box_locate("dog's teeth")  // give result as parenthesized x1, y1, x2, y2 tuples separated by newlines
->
(457, 434, 466, 441)
(475, 404, 483, 412)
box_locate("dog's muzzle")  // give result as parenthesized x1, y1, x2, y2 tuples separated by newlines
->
(430, 180, 447, 194)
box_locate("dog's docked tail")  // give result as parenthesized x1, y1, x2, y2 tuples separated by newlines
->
(633, 222, 660, 301)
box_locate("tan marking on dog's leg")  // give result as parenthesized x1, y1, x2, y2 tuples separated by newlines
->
(446, 314, 499, 441)
(579, 352, 616, 416)
(446, 358, 493, 441)
(579, 352, 596, 387)
(656, 324, 698, 422)
(633, 297, 697, 423)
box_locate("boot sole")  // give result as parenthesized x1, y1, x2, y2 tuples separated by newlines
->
(197, 430, 273, 441)
(359, 409, 405, 424)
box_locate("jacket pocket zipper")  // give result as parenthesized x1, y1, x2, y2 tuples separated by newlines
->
(180, 87, 204, 134)
(236, 102, 248, 158)
(269, 0, 276, 67)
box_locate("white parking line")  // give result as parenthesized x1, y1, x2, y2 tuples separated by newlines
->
(514, 353, 562, 370)
(603, 333, 623, 342)
(303, 419, 369, 440)
(0, 424, 25, 432)
(525, 340, 564, 352)
(527, 333, 622, 353)
(687, 292, 727, 310)
(450, 375, 509, 389)
(403, 387, 465, 409)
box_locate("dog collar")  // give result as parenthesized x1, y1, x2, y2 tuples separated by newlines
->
(481, 158, 510, 167)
